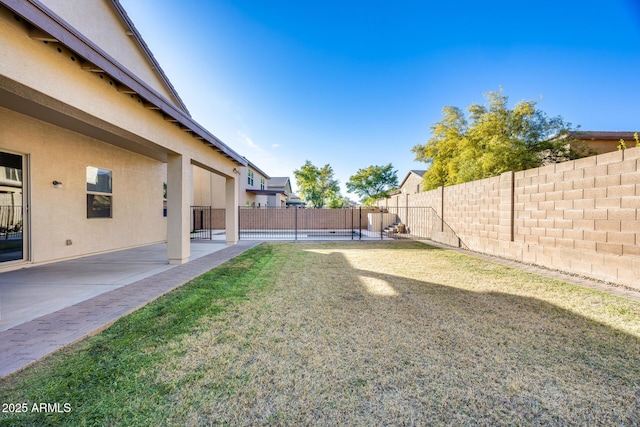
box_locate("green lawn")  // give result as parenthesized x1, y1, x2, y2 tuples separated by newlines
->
(1, 241, 639, 426)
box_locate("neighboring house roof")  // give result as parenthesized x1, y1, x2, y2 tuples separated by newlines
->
(245, 189, 286, 196)
(2, 0, 247, 166)
(267, 177, 292, 197)
(267, 177, 290, 188)
(398, 170, 427, 189)
(568, 131, 638, 155)
(569, 131, 638, 141)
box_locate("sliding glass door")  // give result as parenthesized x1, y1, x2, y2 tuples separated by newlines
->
(0, 152, 24, 262)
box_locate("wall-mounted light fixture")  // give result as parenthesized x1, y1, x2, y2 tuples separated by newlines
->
(52, 180, 63, 189)
(232, 168, 240, 175)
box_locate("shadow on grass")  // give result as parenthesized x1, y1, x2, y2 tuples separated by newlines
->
(285, 242, 640, 425)
(0, 241, 638, 426)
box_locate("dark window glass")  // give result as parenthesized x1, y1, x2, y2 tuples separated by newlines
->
(0, 152, 23, 262)
(87, 194, 112, 218)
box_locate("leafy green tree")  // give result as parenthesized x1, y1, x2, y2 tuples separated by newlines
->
(293, 160, 340, 208)
(412, 90, 595, 190)
(327, 196, 351, 209)
(346, 164, 398, 206)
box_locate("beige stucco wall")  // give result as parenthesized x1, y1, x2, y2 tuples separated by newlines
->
(36, 0, 181, 109)
(0, 106, 167, 264)
(192, 166, 225, 208)
(0, 5, 243, 265)
(194, 166, 269, 208)
(267, 193, 287, 207)
(582, 139, 623, 155)
(242, 167, 269, 207)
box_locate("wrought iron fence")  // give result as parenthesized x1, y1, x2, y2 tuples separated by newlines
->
(238, 207, 388, 241)
(190, 205, 465, 246)
(190, 206, 225, 240)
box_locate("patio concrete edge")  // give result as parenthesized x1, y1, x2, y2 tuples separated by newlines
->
(0, 241, 261, 379)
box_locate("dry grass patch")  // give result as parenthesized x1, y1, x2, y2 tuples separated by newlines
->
(158, 242, 640, 425)
(1, 241, 639, 426)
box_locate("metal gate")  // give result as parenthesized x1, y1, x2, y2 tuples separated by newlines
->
(192, 205, 464, 245)
(237, 207, 398, 241)
(190, 206, 225, 240)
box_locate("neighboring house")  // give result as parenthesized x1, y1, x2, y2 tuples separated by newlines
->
(570, 131, 639, 154)
(0, 0, 247, 269)
(395, 170, 427, 195)
(266, 177, 292, 207)
(242, 161, 272, 207)
(286, 193, 306, 207)
(193, 160, 275, 208)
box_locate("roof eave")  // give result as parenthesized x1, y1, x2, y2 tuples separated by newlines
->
(2, 0, 246, 166)
(109, 0, 190, 115)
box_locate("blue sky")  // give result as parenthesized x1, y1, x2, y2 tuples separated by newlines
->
(120, 0, 640, 199)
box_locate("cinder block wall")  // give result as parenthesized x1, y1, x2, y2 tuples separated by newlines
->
(238, 208, 378, 230)
(381, 147, 640, 289)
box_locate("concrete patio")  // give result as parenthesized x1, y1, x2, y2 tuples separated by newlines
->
(0, 240, 260, 377)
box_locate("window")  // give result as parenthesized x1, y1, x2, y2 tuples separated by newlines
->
(260, 178, 265, 190)
(2, 165, 21, 182)
(86, 166, 112, 218)
(247, 169, 254, 186)
(163, 182, 167, 217)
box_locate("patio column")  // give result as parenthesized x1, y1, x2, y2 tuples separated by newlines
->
(225, 174, 238, 244)
(167, 153, 191, 264)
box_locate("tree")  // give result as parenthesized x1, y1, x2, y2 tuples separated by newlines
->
(293, 160, 340, 208)
(346, 164, 398, 206)
(412, 89, 596, 190)
(327, 196, 351, 209)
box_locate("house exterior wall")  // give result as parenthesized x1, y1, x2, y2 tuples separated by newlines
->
(192, 166, 225, 208)
(192, 166, 270, 208)
(242, 167, 269, 207)
(400, 173, 424, 195)
(0, 2, 243, 266)
(36, 0, 180, 108)
(0, 10, 237, 173)
(266, 178, 292, 207)
(585, 139, 621, 154)
(0, 106, 167, 263)
(379, 147, 640, 289)
(267, 193, 287, 207)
